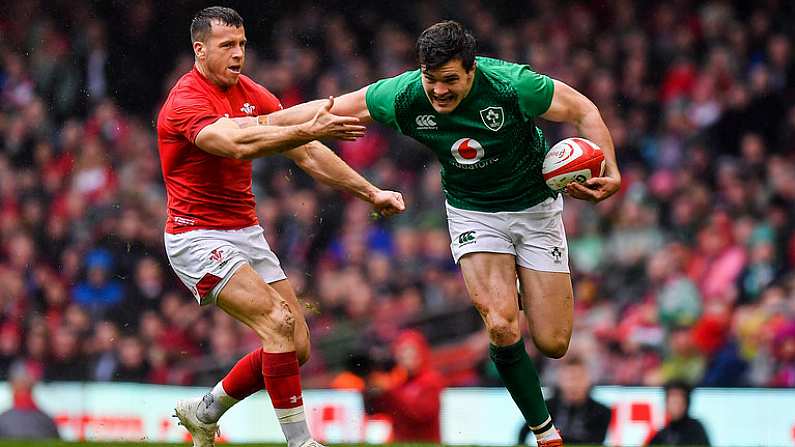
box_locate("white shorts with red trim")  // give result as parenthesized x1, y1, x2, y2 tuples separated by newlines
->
(446, 195, 570, 273)
(164, 225, 286, 305)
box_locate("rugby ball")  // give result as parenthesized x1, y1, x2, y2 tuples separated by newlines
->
(543, 137, 605, 192)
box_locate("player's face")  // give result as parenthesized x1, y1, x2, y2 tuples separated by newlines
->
(421, 58, 476, 114)
(194, 21, 246, 89)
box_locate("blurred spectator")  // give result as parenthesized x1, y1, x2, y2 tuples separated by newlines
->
(112, 336, 150, 383)
(0, 361, 60, 440)
(368, 330, 445, 442)
(329, 349, 371, 392)
(71, 249, 124, 319)
(109, 256, 167, 325)
(87, 320, 119, 382)
(519, 355, 611, 444)
(22, 323, 49, 380)
(192, 325, 242, 387)
(696, 313, 749, 387)
(0, 324, 22, 379)
(647, 381, 710, 446)
(657, 325, 706, 386)
(770, 322, 795, 387)
(44, 325, 87, 381)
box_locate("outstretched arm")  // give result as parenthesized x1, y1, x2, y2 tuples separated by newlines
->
(283, 141, 405, 217)
(267, 87, 373, 126)
(194, 98, 366, 160)
(541, 79, 621, 202)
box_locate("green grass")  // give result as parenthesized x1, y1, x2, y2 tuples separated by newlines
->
(0, 443, 281, 447)
(0, 443, 450, 447)
(0, 443, 456, 447)
(0, 443, 610, 447)
(0, 443, 609, 447)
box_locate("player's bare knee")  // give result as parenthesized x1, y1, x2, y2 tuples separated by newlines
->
(269, 300, 296, 337)
(486, 316, 520, 346)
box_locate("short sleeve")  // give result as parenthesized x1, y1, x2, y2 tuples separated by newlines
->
(166, 92, 221, 143)
(256, 84, 283, 114)
(365, 70, 419, 131)
(512, 65, 554, 119)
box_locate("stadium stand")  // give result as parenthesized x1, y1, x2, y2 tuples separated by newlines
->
(1, 0, 794, 394)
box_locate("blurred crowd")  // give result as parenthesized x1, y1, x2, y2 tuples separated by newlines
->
(1, 0, 794, 394)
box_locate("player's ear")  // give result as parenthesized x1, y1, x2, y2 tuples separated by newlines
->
(193, 41, 205, 60)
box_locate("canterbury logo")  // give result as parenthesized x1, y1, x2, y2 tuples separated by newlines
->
(415, 114, 437, 129)
(458, 231, 476, 245)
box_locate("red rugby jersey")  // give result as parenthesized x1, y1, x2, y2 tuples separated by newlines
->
(157, 66, 282, 234)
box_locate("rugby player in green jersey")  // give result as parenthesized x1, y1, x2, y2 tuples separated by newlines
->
(269, 21, 620, 446)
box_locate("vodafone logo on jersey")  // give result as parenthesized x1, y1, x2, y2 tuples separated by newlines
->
(451, 138, 485, 165)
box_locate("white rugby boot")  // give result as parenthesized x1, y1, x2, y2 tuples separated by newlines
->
(174, 397, 220, 447)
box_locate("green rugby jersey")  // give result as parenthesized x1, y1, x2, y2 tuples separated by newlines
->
(366, 56, 556, 212)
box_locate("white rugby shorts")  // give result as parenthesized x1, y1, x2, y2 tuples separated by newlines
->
(446, 195, 570, 273)
(164, 225, 286, 305)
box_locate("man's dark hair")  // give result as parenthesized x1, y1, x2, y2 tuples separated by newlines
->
(416, 20, 477, 71)
(190, 6, 244, 43)
(664, 380, 693, 409)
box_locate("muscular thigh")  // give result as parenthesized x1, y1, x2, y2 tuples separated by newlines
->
(215, 265, 310, 362)
(517, 267, 573, 356)
(216, 264, 294, 352)
(459, 252, 521, 345)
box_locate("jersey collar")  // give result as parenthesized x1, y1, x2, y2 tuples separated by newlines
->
(192, 65, 228, 94)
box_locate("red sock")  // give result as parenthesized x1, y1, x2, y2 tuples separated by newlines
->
(221, 348, 265, 400)
(261, 351, 304, 409)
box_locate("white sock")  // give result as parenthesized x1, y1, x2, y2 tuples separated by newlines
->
(531, 416, 560, 441)
(275, 406, 311, 447)
(196, 382, 239, 423)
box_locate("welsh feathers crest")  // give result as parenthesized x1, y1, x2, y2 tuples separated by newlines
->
(240, 102, 256, 115)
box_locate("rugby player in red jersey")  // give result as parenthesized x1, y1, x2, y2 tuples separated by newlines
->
(157, 7, 405, 447)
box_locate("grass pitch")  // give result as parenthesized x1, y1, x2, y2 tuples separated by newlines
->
(6, 444, 427, 447)
(0, 443, 451, 447)
(0, 443, 610, 447)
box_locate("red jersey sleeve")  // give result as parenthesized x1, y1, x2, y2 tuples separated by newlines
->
(165, 88, 222, 143)
(256, 84, 283, 114)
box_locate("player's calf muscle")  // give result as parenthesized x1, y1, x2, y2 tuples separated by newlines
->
(529, 307, 572, 358)
(534, 332, 570, 359)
